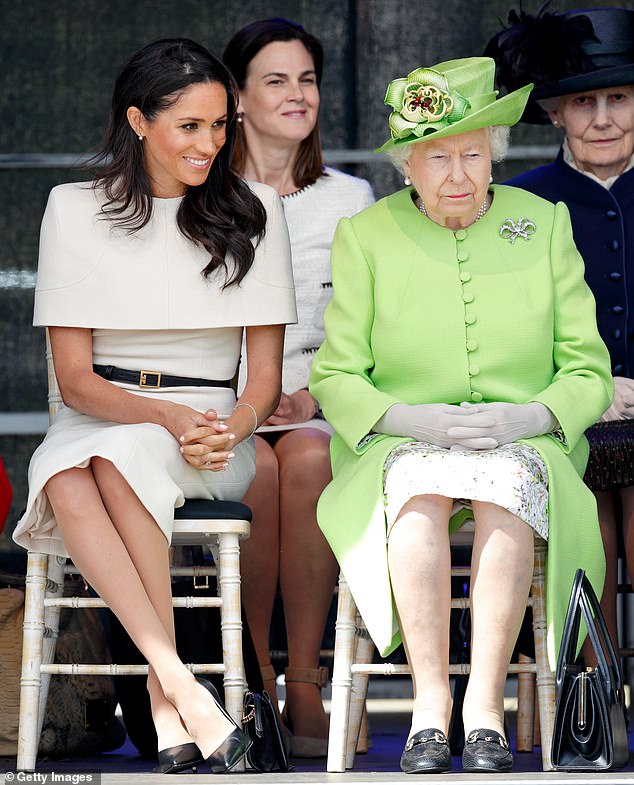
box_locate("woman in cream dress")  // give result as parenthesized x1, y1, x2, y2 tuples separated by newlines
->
(14, 39, 296, 774)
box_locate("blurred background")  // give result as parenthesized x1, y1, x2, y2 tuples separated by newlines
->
(1, 0, 632, 552)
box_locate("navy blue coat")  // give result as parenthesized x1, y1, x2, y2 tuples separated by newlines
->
(508, 150, 634, 377)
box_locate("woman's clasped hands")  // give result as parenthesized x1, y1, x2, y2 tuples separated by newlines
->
(375, 401, 556, 450)
(172, 406, 236, 471)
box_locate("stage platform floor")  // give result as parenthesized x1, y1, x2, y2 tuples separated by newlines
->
(2, 684, 633, 785)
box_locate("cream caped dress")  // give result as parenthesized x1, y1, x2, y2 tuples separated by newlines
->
(13, 180, 297, 558)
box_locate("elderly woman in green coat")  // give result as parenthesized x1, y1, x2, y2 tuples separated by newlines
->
(309, 57, 612, 775)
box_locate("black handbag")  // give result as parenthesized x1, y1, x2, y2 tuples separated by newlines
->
(551, 569, 629, 770)
(242, 689, 292, 773)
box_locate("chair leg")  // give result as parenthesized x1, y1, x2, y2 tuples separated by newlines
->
(516, 654, 535, 752)
(37, 556, 65, 740)
(345, 620, 373, 769)
(533, 692, 541, 747)
(17, 553, 48, 771)
(532, 539, 555, 771)
(327, 573, 357, 772)
(356, 706, 370, 754)
(216, 530, 245, 771)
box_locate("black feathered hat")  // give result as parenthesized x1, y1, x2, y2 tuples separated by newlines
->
(484, 4, 634, 123)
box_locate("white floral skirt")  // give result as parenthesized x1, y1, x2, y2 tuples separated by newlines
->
(383, 442, 549, 540)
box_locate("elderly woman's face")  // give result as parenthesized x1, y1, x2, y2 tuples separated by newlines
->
(547, 86, 634, 180)
(403, 128, 491, 230)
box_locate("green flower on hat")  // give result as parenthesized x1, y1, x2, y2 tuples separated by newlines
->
(385, 67, 470, 141)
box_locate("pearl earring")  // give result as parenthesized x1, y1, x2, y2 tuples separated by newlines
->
(552, 120, 560, 128)
(138, 133, 143, 141)
(489, 174, 493, 184)
(404, 176, 412, 186)
(236, 113, 244, 124)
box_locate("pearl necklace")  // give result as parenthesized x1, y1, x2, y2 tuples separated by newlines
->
(417, 195, 490, 223)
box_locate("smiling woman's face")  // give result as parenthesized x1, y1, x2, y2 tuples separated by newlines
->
(238, 40, 320, 147)
(128, 81, 228, 198)
(547, 86, 634, 180)
(403, 128, 492, 230)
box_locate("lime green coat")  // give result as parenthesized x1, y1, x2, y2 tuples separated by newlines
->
(309, 184, 613, 667)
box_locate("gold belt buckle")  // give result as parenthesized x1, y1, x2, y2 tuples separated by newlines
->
(139, 370, 161, 388)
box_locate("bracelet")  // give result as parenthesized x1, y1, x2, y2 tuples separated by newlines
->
(233, 402, 258, 438)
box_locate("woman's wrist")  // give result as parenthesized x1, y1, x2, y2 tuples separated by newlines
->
(299, 388, 322, 420)
(231, 402, 259, 438)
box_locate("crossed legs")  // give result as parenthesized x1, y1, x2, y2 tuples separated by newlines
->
(241, 428, 337, 740)
(44, 460, 234, 758)
(387, 495, 534, 740)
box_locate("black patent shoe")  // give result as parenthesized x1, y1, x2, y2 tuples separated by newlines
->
(207, 727, 252, 774)
(154, 742, 204, 774)
(197, 678, 252, 773)
(400, 728, 451, 774)
(462, 728, 513, 773)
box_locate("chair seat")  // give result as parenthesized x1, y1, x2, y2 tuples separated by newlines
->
(174, 499, 252, 521)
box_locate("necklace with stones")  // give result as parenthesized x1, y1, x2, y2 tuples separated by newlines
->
(417, 194, 490, 223)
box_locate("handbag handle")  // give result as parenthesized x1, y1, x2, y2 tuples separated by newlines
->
(556, 569, 622, 696)
(578, 572, 623, 696)
(556, 569, 585, 686)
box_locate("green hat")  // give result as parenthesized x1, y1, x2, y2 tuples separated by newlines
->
(376, 56, 533, 153)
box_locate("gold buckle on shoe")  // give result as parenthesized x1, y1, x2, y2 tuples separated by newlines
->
(139, 370, 161, 388)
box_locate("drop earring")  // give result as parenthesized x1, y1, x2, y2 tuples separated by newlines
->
(138, 133, 143, 141)
(404, 176, 412, 186)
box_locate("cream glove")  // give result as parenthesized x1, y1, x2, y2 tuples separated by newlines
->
(448, 401, 557, 448)
(374, 402, 498, 450)
(600, 376, 634, 421)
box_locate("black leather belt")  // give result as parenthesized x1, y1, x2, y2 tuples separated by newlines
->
(93, 364, 232, 389)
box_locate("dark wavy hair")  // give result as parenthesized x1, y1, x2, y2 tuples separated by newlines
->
(222, 18, 326, 189)
(90, 37, 266, 288)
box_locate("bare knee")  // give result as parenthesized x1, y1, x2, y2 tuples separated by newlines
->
(253, 436, 279, 487)
(388, 495, 453, 554)
(392, 494, 453, 528)
(276, 429, 331, 488)
(45, 467, 92, 511)
(243, 436, 279, 504)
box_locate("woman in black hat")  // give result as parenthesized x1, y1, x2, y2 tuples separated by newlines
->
(486, 5, 634, 652)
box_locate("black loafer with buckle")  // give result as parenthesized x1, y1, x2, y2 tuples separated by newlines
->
(462, 728, 513, 773)
(400, 728, 451, 774)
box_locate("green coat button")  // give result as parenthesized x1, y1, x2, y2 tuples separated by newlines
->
(455, 229, 467, 241)
(465, 312, 476, 324)
(471, 391, 483, 402)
